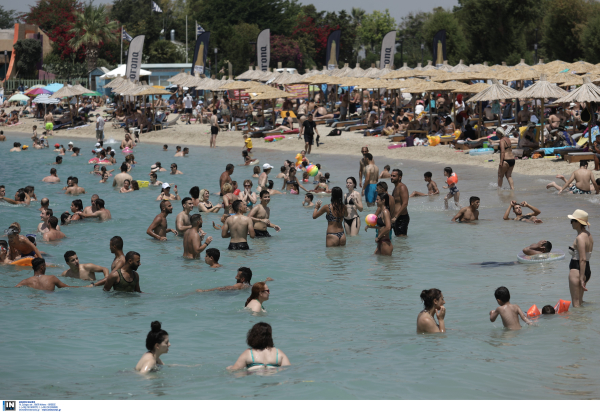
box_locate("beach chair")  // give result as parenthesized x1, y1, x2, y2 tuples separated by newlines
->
(152, 113, 166, 131)
(345, 124, 368, 132)
(388, 134, 406, 143)
(332, 119, 361, 128)
(163, 113, 181, 128)
(565, 152, 596, 163)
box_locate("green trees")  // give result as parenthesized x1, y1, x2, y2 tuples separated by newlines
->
(356, 10, 396, 54)
(148, 40, 186, 63)
(14, 39, 42, 77)
(0, 5, 18, 29)
(218, 23, 261, 75)
(542, 0, 588, 62)
(422, 8, 468, 65)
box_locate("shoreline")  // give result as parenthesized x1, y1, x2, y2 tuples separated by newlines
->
(6, 114, 597, 179)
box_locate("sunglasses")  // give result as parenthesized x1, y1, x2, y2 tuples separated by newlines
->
(262, 289, 270, 294)
(244, 184, 251, 187)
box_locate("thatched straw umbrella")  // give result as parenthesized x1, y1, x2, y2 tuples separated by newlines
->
(450, 59, 470, 73)
(570, 61, 596, 74)
(555, 77, 600, 131)
(251, 89, 295, 124)
(467, 79, 519, 136)
(236, 66, 256, 80)
(516, 74, 568, 145)
(547, 72, 582, 85)
(52, 83, 94, 119)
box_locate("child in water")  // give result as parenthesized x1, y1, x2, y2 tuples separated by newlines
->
(302, 193, 314, 207)
(541, 305, 555, 314)
(302, 171, 310, 183)
(443, 167, 459, 209)
(489, 286, 532, 330)
(410, 171, 440, 197)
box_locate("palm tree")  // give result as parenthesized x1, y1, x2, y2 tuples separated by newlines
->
(68, 2, 118, 72)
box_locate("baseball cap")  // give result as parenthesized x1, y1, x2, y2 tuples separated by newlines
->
(95, 143, 101, 147)
(569, 103, 576, 108)
(68, 142, 73, 145)
(54, 143, 60, 147)
(263, 163, 274, 170)
(162, 183, 171, 189)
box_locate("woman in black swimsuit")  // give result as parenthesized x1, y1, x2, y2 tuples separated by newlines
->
(344, 177, 363, 236)
(365, 192, 393, 256)
(497, 127, 515, 190)
(312, 186, 348, 247)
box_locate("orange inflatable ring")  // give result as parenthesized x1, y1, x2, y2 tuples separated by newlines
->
(10, 257, 34, 266)
(554, 299, 571, 314)
(527, 304, 541, 317)
(446, 173, 458, 185)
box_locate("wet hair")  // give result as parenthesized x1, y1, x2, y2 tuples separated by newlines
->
(444, 167, 453, 176)
(267, 180, 274, 189)
(176, 146, 181, 150)
(71, 177, 78, 184)
(63, 250, 77, 262)
(145, 321, 169, 351)
(189, 186, 200, 199)
(253, 166, 260, 174)
(181, 197, 192, 206)
(346, 177, 357, 187)
(60, 212, 70, 225)
(305, 193, 314, 201)
(260, 190, 269, 198)
(246, 322, 274, 350)
(376, 181, 388, 192)
(494, 286, 510, 303)
(95, 198, 105, 209)
(232, 199, 243, 212)
(0, 239, 8, 250)
(123, 179, 131, 186)
(156, 162, 162, 167)
(132, 181, 139, 190)
(244, 179, 253, 187)
(580, 160, 589, 167)
(245, 282, 267, 307)
(120, 163, 128, 172)
(330, 187, 344, 217)
(206, 248, 220, 263)
(242, 150, 248, 157)
(364, 153, 373, 161)
(16, 190, 26, 201)
(47, 216, 58, 229)
(542, 305, 556, 314)
(421, 288, 442, 310)
(72, 199, 83, 211)
(110, 236, 123, 250)
(377, 192, 390, 209)
(384, 165, 390, 171)
(125, 251, 140, 263)
(183, 147, 189, 152)
(221, 183, 232, 194)
(238, 267, 253, 283)
(190, 214, 202, 226)
(226, 163, 234, 171)
(424, 171, 432, 178)
(280, 165, 286, 172)
(392, 169, 403, 176)
(469, 196, 480, 205)
(171, 163, 177, 169)
(150, 172, 157, 179)
(25, 185, 34, 194)
(26, 235, 36, 245)
(55, 156, 62, 162)
(542, 241, 552, 253)
(32, 257, 45, 272)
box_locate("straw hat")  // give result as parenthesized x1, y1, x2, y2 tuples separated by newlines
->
(568, 209, 589, 226)
(495, 127, 506, 137)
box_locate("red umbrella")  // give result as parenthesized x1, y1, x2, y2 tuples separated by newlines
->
(26, 88, 51, 96)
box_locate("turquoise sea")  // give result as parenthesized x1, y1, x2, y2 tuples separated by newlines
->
(1, 132, 599, 399)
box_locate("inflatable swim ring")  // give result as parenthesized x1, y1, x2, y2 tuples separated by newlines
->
(249, 159, 259, 166)
(10, 257, 33, 267)
(122, 148, 133, 154)
(88, 158, 112, 164)
(264, 136, 275, 142)
(469, 148, 494, 156)
(427, 136, 440, 146)
(446, 173, 458, 185)
(387, 143, 406, 149)
(516, 249, 565, 264)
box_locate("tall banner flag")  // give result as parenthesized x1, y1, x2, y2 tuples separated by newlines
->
(122, 30, 133, 42)
(196, 22, 205, 38)
(432, 30, 447, 66)
(379, 31, 396, 69)
(256, 29, 270, 72)
(151, 1, 162, 12)
(325, 30, 341, 70)
(126, 35, 145, 81)
(191, 31, 210, 75)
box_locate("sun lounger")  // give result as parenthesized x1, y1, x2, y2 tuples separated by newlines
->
(388, 134, 406, 143)
(331, 119, 361, 128)
(263, 128, 298, 136)
(345, 124, 368, 132)
(565, 152, 596, 163)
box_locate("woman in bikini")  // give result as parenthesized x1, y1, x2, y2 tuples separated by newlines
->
(239, 180, 258, 209)
(244, 282, 269, 313)
(567, 210, 593, 307)
(343, 177, 363, 236)
(416, 288, 446, 334)
(135, 321, 170, 374)
(69, 199, 85, 221)
(220, 183, 238, 222)
(227, 322, 291, 371)
(365, 192, 393, 256)
(312, 186, 348, 247)
(281, 168, 308, 194)
(195, 188, 221, 213)
(497, 127, 515, 190)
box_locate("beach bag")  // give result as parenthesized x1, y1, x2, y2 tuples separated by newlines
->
(327, 129, 342, 136)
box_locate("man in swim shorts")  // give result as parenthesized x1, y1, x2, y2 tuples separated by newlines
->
(219, 164, 234, 195)
(16, 258, 92, 291)
(42, 168, 60, 183)
(300, 113, 320, 154)
(96, 251, 141, 292)
(44, 112, 54, 136)
(390, 169, 410, 236)
(80, 198, 111, 221)
(248, 190, 281, 237)
(451, 196, 480, 222)
(147, 200, 178, 241)
(113, 163, 133, 188)
(61, 250, 109, 281)
(183, 214, 212, 259)
(546, 160, 599, 195)
(358, 147, 369, 188)
(7, 223, 42, 260)
(210, 109, 219, 148)
(362, 153, 379, 207)
(176, 197, 194, 236)
(222, 200, 255, 250)
(503, 200, 543, 223)
(522, 240, 552, 256)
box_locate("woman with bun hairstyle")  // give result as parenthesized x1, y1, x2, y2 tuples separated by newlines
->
(245, 281, 269, 312)
(227, 322, 290, 371)
(135, 321, 170, 373)
(416, 289, 446, 334)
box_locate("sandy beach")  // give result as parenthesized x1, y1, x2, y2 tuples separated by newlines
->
(7, 113, 598, 179)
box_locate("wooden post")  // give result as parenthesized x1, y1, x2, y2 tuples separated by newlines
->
(540, 99, 545, 147)
(478, 101, 482, 138)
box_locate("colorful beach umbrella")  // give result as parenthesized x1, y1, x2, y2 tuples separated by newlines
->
(44, 83, 64, 93)
(8, 93, 30, 102)
(26, 87, 51, 96)
(83, 91, 102, 96)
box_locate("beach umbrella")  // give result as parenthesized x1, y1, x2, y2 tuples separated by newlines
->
(52, 84, 94, 118)
(25, 87, 51, 96)
(560, 77, 585, 87)
(450, 59, 471, 73)
(83, 91, 102, 97)
(33, 94, 61, 115)
(348, 63, 366, 78)
(516, 74, 568, 144)
(236, 66, 256, 80)
(570, 61, 596, 74)
(8, 93, 30, 102)
(423, 61, 436, 71)
(104, 75, 126, 89)
(44, 83, 64, 93)
(514, 59, 530, 67)
(438, 61, 453, 71)
(24, 85, 48, 94)
(467, 79, 519, 136)
(167, 71, 190, 83)
(547, 72, 582, 85)
(555, 77, 600, 131)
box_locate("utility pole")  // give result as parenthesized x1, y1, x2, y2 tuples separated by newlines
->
(214, 48, 218, 78)
(421, 43, 424, 66)
(534, 28, 538, 63)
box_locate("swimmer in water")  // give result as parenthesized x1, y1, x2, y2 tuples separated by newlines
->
(302, 193, 314, 207)
(567, 209, 593, 307)
(37, 208, 58, 234)
(503, 201, 542, 223)
(239, 180, 258, 208)
(16, 258, 92, 291)
(135, 321, 170, 374)
(379, 165, 391, 179)
(221, 200, 255, 250)
(196, 267, 263, 292)
(248, 190, 281, 237)
(365, 192, 393, 256)
(245, 282, 269, 312)
(489, 286, 531, 330)
(0, 240, 11, 264)
(80, 198, 111, 221)
(60, 250, 109, 281)
(42, 168, 61, 183)
(241, 150, 256, 166)
(170, 163, 183, 175)
(522, 240, 552, 255)
(451, 196, 480, 222)
(416, 289, 446, 334)
(443, 167, 459, 209)
(110, 236, 126, 271)
(64, 177, 86, 195)
(183, 214, 212, 259)
(227, 322, 290, 370)
(546, 161, 600, 194)
(312, 187, 348, 247)
(257, 164, 272, 191)
(196, 188, 222, 213)
(176, 197, 195, 236)
(204, 248, 222, 268)
(120, 179, 134, 193)
(147, 200, 178, 241)
(252, 166, 260, 178)
(361, 153, 379, 207)
(43, 216, 66, 242)
(266, 180, 283, 195)
(96, 251, 141, 292)
(410, 171, 439, 197)
(156, 183, 180, 201)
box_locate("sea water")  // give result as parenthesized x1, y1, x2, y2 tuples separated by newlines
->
(1, 134, 599, 400)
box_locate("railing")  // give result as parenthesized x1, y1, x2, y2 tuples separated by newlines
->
(2, 78, 89, 92)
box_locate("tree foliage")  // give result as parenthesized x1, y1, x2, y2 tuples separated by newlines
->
(397, 11, 432, 67)
(42, 51, 87, 78)
(356, 9, 396, 54)
(14, 39, 43, 77)
(0, 6, 19, 29)
(148, 39, 185, 63)
(422, 8, 468, 65)
(271, 35, 302, 69)
(542, 0, 589, 62)
(218, 22, 261, 75)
